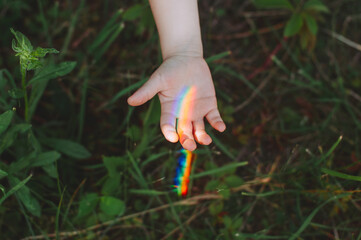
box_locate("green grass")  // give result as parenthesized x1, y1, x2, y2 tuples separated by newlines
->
(0, 0, 361, 239)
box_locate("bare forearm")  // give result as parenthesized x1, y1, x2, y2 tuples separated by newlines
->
(149, 0, 203, 59)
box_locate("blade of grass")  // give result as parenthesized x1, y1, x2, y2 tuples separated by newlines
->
(164, 194, 186, 237)
(321, 168, 361, 182)
(205, 51, 231, 64)
(289, 193, 350, 240)
(0, 174, 32, 205)
(344, 101, 361, 130)
(320, 103, 340, 131)
(0, 69, 16, 89)
(55, 187, 66, 240)
(213, 65, 264, 98)
(208, 131, 237, 160)
(59, 0, 85, 59)
(271, 55, 291, 75)
(130, 189, 168, 196)
(141, 151, 168, 168)
(37, 0, 52, 47)
(191, 161, 248, 179)
(127, 151, 148, 189)
(237, 233, 288, 239)
(106, 78, 147, 107)
(15, 193, 35, 236)
(77, 67, 89, 141)
(241, 190, 284, 197)
(93, 23, 125, 62)
(88, 9, 124, 53)
(316, 136, 342, 165)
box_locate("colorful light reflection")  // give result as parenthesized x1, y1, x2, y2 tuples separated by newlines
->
(173, 148, 196, 196)
(173, 86, 197, 132)
(171, 86, 197, 196)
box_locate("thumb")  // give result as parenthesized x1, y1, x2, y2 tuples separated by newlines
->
(127, 72, 161, 106)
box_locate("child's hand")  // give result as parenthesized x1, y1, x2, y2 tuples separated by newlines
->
(127, 55, 226, 151)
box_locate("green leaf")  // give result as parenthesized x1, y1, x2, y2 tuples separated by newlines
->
(205, 180, 221, 191)
(219, 189, 231, 199)
(304, 0, 329, 13)
(321, 168, 361, 182)
(99, 196, 125, 217)
(125, 125, 142, 141)
(253, 0, 293, 9)
(209, 201, 224, 216)
(10, 28, 33, 53)
(9, 177, 41, 217)
(0, 169, 8, 180)
(0, 124, 32, 154)
(102, 156, 125, 178)
(223, 216, 233, 228)
(32, 47, 59, 57)
(9, 151, 37, 173)
(304, 14, 318, 35)
(0, 174, 32, 206)
(42, 163, 58, 178)
(76, 193, 99, 218)
(26, 60, 43, 71)
(224, 175, 244, 188)
(8, 88, 25, 99)
(101, 175, 121, 195)
(31, 151, 61, 167)
(0, 110, 14, 135)
(43, 138, 91, 159)
(284, 13, 304, 37)
(28, 62, 76, 86)
(123, 4, 145, 21)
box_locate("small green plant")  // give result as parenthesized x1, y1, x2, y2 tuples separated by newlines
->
(0, 29, 89, 224)
(10, 28, 58, 122)
(253, 0, 329, 50)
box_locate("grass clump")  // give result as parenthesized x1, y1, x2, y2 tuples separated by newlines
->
(0, 0, 361, 239)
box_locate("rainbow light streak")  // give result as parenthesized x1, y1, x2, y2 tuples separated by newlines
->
(171, 86, 197, 196)
(173, 148, 196, 196)
(173, 86, 197, 132)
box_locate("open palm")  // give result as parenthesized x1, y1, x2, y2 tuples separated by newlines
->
(128, 56, 225, 151)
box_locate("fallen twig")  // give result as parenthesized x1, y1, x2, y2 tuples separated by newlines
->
(21, 178, 270, 240)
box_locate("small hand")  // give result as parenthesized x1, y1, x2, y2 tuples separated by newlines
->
(127, 55, 226, 151)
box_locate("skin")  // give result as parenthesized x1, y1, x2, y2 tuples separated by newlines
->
(127, 0, 226, 151)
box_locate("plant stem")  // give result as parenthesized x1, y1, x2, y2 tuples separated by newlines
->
(21, 67, 29, 122)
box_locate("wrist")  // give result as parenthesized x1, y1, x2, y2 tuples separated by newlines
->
(161, 39, 203, 60)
